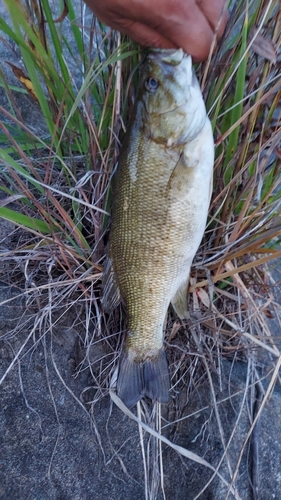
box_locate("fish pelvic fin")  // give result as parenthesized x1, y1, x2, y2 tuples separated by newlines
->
(101, 255, 121, 312)
(171, 279, 190, 320)
(117, 349, 170, 407)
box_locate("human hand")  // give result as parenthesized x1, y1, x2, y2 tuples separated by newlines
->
(84, 0, 228, 61)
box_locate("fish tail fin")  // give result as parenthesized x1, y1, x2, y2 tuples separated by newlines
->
(117, 350, 170, 407)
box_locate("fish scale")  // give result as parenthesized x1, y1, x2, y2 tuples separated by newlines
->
(102, 48, 214, 407)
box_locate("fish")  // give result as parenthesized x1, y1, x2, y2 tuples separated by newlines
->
(102, 48, 214, 407)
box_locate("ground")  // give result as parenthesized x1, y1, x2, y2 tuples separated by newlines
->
(1, 273, 281, 499)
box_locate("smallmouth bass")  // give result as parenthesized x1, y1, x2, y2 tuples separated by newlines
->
(102, 48, 214, 407)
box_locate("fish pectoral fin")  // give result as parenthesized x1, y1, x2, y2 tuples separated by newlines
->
(182, 136, 202, 169)
(101, 256, 121, 313)
(167, 153, 196, 199)
(171, 278, 190, 319)
(117, 350, 170, 407)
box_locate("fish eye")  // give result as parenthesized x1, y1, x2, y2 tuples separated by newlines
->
(144, 77, 159, 92)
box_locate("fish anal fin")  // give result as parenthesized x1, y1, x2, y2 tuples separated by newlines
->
(171, 278, 190, 319)
(117, 350, 170, 407)
(101, 256, 121, 313)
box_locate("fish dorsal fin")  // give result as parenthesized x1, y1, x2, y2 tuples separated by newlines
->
(101, 256, 121, 313)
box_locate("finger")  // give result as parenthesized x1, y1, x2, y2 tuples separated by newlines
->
(155, 7, 215, 61)
(196, 0, 229, 39)
(130, 0, 219, 61)
(84, 0, 227, 61)
(114, 0, 216, 61)
(115, 15, 213, 61)
(114, 19, 177, 49)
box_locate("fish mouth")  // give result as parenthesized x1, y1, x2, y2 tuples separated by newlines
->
(147, 47, 191, 66)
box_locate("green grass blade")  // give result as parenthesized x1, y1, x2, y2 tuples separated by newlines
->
(0, 206, 58, 233)
(223, 10, 248, 181)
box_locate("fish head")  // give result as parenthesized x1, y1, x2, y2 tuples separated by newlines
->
(139, 48, 207, 147)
